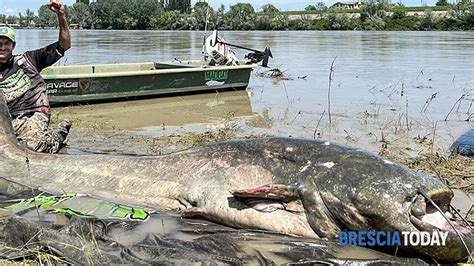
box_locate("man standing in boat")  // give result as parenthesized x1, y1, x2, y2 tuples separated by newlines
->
(0, 0, 71, 153)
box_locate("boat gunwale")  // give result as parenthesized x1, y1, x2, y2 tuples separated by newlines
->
(49, 82, 250, 104)
(42, 63, 257, 80)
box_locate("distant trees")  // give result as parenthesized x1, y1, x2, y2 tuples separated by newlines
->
(256, 4, 288, 30)
(436, 0, 450, 6)
(167, 0, 191, 13)
(360, 1, 388, 30)
(36, 5, 57, 27)
(76, 0, 164, 29)
(391, 5, 407, 19)
(225, 3, 256, 30)
(0, 0, 472, 31)
(261, 4, 279, 13)
(18, 9, 36, 27)
(305, 5, 317, 11)
(69, 2, 92, 28)
(305, 2, 328, 11)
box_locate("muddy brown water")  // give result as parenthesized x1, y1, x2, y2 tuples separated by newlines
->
(13, 30, 473, 154)
(7, 30, 474, 262)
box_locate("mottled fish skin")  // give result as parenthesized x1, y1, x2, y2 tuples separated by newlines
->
(0, 92, 472, 262)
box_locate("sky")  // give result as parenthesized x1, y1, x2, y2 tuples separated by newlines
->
(1, 0, 437, 15)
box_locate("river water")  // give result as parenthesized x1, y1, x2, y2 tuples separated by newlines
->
(14, 30, 474, 154)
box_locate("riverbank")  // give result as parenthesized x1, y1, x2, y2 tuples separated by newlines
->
(3, 1, 473, 31)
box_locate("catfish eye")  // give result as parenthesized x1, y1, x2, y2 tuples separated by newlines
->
(405, 191, 417, 202)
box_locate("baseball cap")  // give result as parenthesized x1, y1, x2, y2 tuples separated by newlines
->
(0, 26, 15, 42)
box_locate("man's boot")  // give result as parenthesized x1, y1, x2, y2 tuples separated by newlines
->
(54, 119, 72, 144)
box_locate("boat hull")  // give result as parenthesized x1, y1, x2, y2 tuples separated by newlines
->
(41, 61, 255, 105)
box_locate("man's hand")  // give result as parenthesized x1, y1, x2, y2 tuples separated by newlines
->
(48, 0, 65, 15)
(48, 0, 70, 51)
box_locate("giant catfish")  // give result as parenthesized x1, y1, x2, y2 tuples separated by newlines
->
(0, 92, 472, 262)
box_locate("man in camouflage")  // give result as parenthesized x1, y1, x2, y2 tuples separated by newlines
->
(0, 0, 71, 153)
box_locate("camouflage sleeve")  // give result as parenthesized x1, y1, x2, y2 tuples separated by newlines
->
(23, 42, 65, 72)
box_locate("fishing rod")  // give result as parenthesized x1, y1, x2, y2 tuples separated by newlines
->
(201, 0, 211, 65)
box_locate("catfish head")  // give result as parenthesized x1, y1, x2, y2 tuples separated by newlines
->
(294, 141, 473, 262)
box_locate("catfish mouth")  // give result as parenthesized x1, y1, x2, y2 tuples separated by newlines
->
(409, 189, 472, 236)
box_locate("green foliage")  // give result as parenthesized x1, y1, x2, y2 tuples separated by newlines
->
(261, 4, 279, 13)
(361, 1, 389, 21)
(446, 0, 474, 30)
(383, 16, 420, 30)
(309, 19, 330, 30)
(17, 9, 36, 27)
(158, 11, 173, 29)
(327, 12, 357, 30)
(167, 0, 191, 14)
(288, 15, 310, 30)
(358, 1, 391, 30)
(215, 4, 226, 28)
(194, 1, 209, 9)
(36, 5, 57, 27)
(228, 3, 255, 17)
(436, 0, 450, 6)
(69, 3, 92, 28)
(316, 2, 328, 11)
(225, 3, 256, 30)
(87, 0, 163, 30)
(185, 3, 216, 30)
(3, 1, 471, 31)
(362, 16, 386, 30)
(416, 10, 437, 30)
(403, 5, 450, 11)
(255, 4, 287, 30)
(392, 5, 407, 19)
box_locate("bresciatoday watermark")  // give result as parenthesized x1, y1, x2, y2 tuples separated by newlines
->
(339, 231, 448, 247)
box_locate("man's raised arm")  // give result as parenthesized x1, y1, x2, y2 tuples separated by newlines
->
(48, 0, 70, 51)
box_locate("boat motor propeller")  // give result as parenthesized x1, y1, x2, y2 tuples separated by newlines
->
(244, 47, 273, 67)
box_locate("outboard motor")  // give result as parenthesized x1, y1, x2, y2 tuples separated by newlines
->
(205, 30, 273, 67)
(205, 30, 239, 66)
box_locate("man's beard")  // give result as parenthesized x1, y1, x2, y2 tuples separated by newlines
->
(0, 53, 12, 64)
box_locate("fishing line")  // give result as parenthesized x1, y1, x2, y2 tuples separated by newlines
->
(417, 189, 473, 262)
(450, 203, 473, 230)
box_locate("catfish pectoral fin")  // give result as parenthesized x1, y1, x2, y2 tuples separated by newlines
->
(181, 207, 208, 218)
(177, 197, 194, 210)
(232, 184, 298, 202)
(183, 193, 319, 238)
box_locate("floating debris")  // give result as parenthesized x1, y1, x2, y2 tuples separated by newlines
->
(256, 68, 293, 80)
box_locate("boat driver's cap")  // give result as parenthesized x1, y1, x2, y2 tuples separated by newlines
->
(0, 26, 15, 42)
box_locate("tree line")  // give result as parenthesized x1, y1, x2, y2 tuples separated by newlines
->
(1, 0, 472, 31)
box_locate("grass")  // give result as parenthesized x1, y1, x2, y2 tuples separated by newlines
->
(0, 216, 102, 265)
(156, 123, 240, 146)
(143, 121, 272, 155)
(400, 154, 473, 193)
(280, 5, 450, 15)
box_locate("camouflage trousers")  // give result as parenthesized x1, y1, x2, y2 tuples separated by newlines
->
(11, 112, 70, 153)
